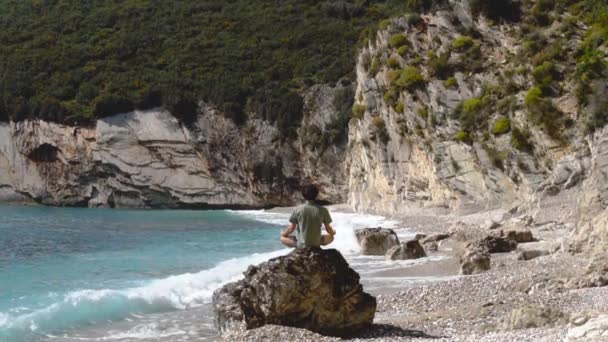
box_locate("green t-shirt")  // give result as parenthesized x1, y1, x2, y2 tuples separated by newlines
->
(289, 201, 332, 248)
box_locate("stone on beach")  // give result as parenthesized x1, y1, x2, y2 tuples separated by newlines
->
(500, 228, 535, 243)
(567, 314, 608, 340)
(517, 241, 560, 261)
(468, 235, 517, 254)
(212, 248, 376, 337)
(459, 248, 491, 275)
(385, 240, 427, 260)
(355, 228, 400, 255)
(502, 305, 568, 330)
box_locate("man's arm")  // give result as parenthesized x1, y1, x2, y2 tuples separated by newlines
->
(322, 208, 335, 236)
(324, 223, 336, 236)
(282, 223, 297, 237)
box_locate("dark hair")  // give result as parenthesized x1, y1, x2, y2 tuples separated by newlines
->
(302, 184, 319, 201)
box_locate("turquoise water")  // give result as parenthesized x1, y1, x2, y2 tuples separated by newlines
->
(0, 204, 422, 341)
(0, 205, 285, 341)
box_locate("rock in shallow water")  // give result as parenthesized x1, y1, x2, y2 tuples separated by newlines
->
(212, 248, 376, 337)
(355, 228, 400, 255)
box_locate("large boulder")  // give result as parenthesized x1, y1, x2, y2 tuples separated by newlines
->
(517, 241, 560, 261)
(468, 235, 517, 254)
(355, 228, 400, 255)
(212, 248, 376, 337)
(385, 240, 427, 260)
(499, 228, 535, 243)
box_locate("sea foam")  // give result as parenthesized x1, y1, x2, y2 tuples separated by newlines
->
(0, 248, 289, 340)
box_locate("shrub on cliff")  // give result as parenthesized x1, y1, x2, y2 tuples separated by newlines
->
(395, 102, 405, 113)
(371, 116, 390, 144)
(524, 87, 543, 107)
(463, 98, 482, 114)
(352, 104, 366, 119)
(390, 34, 408, 48)
(405, 0, 448, 12)
(444, 76, 458, 88)
(492, 117, 511, 135)
(397, 46, 409, 57)
(455, 130, 471, 144)
(511, 127, 534, 153)
(532, 61, 558, 91)
(428, 51, 452, 79)
(469, 0, 522, 22)
(393, 66, 425, 91)
(388, 57, 400, 69)
(452, 36, 474, 51)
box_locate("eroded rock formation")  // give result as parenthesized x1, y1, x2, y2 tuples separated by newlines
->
(0, 82, 350, 208)
(212, 248, 376, 337)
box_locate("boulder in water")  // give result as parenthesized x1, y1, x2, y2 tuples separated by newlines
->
(212, 248, 376, 337)
(355, 228, 400, 255)
(385, 240, 427, 260)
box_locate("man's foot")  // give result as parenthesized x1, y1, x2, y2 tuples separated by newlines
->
(321, 234, 334, 246)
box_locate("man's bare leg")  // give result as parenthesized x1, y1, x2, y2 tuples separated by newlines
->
(280, 235, 297, 248)
(321, 234, 334, 246)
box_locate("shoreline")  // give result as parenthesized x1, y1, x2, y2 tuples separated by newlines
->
(221, 204, 608, 341)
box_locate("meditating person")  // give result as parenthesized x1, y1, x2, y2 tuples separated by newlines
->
(280, 184, 336, 248)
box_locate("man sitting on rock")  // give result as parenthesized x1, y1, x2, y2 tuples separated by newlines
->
(280, 184, 336, 248)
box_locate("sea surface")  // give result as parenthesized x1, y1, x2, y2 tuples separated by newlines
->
(0, 204, 448, 341)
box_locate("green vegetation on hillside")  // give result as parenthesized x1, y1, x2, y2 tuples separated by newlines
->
(0, 0, 409, 128)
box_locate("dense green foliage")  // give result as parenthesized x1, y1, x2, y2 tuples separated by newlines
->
(0, 0, 407, 127)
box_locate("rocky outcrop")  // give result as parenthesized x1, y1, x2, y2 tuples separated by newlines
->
(355, 228, 400, 255)
(385, 240, 426, 260)
(212, 248, 376, 337)
(571, 127, 608, 253)
(345, 1, 600, 216)
(0, 82, 350, 208)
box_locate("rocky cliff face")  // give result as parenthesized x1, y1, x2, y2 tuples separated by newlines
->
(346, 0, 605, 216)
(1, 0, 606, 227)
(0, 83, 351, 208)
